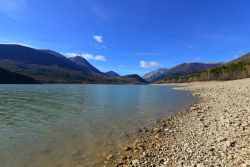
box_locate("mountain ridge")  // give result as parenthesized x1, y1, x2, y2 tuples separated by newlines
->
(158, 53, 250, 83)
(68, 56, 103, 75)
(0, 44, 146, 84)
(105, 71, 121, 77)
(124, 74, 148, 84)
(143, 63, 222, 82)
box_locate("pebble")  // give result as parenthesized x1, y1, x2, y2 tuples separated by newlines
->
(104, 78, 250, 167)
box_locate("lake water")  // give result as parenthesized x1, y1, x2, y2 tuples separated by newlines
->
(0, 84, 195, 167)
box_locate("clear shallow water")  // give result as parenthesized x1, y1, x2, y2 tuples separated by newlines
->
(0, 84, 195, 167)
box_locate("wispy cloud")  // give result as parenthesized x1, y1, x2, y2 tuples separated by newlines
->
(231, 50, 247, 59)
(95, 55, 106, 61)
(89, 2, 109, 21)
(0, 0, 28, 17)
(64, 52, 106, 62)
(194, 57, 201, 61)
(93, 35, 107, 51)
(0, 41, 34, 48)
(93, 35, 103, 43)
(140, 60, 160, 69)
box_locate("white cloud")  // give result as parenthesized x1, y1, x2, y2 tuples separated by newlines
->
(82, 53, 95, 60)
(140, 60, 160, 69)
(64, 52, 106, 62)
(0, 0, 28, 17)
(64, 52, 78, 57)
(95, 55, 106, 61)
(0, 41, 34, 48)
(93, 35, 103, 43)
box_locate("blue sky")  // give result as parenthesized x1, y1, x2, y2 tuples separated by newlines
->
(0, 0, 250, 76)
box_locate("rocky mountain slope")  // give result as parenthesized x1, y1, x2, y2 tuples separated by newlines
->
(0, 44, 146, 84)
(143, 68, 168, 82)
(158, 53, 250, 83)
(229, 52, 250, 64)
(143, 63, 222, 82)
(69, 56, 103, 75)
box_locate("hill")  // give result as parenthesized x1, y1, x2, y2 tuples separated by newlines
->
(123, 74, 148, 84)
(143, 63, 222, 82)
(229, 52, 250, 64)
(158, 53, 250, 83)
(105, 71, 120, 77)
(0, 44, 146, 84)
(0, 66, 38, 84)
(0, 44, 96, 83)
(143, 68, 168, 82)
(69, 56, 103, 75)
(0, 44, 86, 72)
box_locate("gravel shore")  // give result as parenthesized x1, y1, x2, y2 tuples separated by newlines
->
(104, 78, 250, 167)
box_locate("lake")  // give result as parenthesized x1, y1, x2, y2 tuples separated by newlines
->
(0, 84, 195, 167)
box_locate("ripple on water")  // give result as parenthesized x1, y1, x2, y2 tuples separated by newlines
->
(0, 84, 195, 167)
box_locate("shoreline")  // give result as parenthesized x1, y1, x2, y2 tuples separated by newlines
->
(103, 78, 250, 167)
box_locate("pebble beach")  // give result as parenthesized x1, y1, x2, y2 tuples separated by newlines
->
(104, 78, 250, 167)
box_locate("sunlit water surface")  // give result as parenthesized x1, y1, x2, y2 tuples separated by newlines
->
(0, 84, 196, 167)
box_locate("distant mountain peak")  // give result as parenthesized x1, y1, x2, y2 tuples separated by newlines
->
(229, 52, 250, 64)
(124, 74, 147, 83)
(105, 71, 120, 77)
(0, 44, 149, 84)
(69, 56, 102, 74)
(41, 50, 65, 58)
(143, 62, 222, 83)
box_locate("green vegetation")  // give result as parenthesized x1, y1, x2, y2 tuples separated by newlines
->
(159, 62, 250, 83)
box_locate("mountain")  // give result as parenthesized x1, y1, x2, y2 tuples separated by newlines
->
(105, 71, 120, 77)
(229, 52, 250, 64)
(0, 44, 98, 83)
(0, 44, 86, 72)
(143, 68, 168, 82)
(123, 74, 148, 84)
(143, 63, 222, 82)
(0, 66, 38, 84)
(0, 44, 146, 84)
(158, 53, 250, 83)
(69, 56, 103, 75)
(41, 50, 65, 58)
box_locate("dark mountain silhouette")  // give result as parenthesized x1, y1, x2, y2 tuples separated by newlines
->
(105, 71, 120, 77)
(0, 66, 38, 84)
(68, 56, 103, 75)
(0, 44, 87, 72)
(0, 44, 99, 83)
(123, 74, 148, 83)
(143, 63, 222, 82)
(41, 50, 65, 58)
(0, 44, 146, 84)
